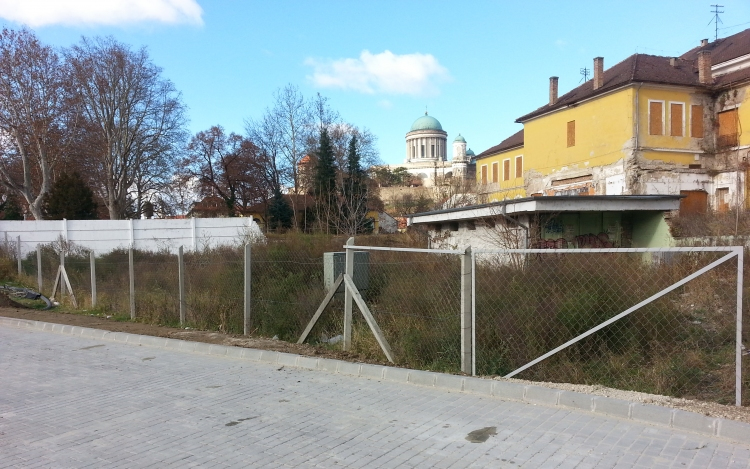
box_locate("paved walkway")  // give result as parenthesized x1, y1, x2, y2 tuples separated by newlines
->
(1, 325, 749, 469)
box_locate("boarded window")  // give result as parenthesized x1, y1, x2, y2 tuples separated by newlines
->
(670, 103, 683, 136)
(649, 101, 663, 135)
(491, 162, 498, 183)
(679, 190, 707, 214)
(480, 165, 487, 185)
(716, 187, 730, 213)
(503, 159, 510, 181)
(718, 109, 738, 148)
(515, 156, 523, 178)
(691, 105, 704, 138)
(566, 121, 575, 147)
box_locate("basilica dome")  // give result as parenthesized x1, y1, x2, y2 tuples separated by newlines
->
(410, 112, 443, 132)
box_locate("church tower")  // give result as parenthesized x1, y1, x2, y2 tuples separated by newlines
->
(452, 134, 468, 179)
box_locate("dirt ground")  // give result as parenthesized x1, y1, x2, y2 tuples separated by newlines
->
(2, 295, 750, 425)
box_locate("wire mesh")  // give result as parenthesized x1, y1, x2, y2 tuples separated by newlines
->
(355, 249, 462, 372)
(183, 247, 243, 332)
(474, 248, 747, 405)
(92, 249, 131, 315)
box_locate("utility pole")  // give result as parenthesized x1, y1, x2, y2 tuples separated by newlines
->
(710, 4, 724, 41)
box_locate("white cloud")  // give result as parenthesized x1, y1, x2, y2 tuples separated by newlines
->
(306, 50, 450, 96)
(0, 0, 203, 27)
(377, 99, 393, 109)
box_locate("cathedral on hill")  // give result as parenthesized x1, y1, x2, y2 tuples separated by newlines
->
(384, 112, 475, 186)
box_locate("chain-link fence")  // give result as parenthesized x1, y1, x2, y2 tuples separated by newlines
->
(3, 238, 747, 406)
(474, 248, 747, 406)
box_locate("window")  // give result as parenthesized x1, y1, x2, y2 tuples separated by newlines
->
(716, 187, 730, 213)
(670, 102, 684, 136)
(567, 121, 575, 147)
(691, 105, 704, 138)
(515, 155, 523, 178)
(421, 145, 425, 157)
(503, 159, 510, 181)
(649, 100, 664, 135)
(718, 109, 738, 148)
(431, 144, 435, 157)
(491, 162, 498, 183)
(480, 165, 488, 185)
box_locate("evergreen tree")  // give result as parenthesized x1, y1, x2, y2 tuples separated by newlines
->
(0, 196, 23, 220)
(313, 128, 336, 200)
(341, 135, 371, 234)
(267, 187, 293, 231)
(42, 172, 98, 220)
(313, 128, 338, 231)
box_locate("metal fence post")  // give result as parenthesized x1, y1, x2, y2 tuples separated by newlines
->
(343, 237, 355, 351)
(736, 246, 744, 407)
(244, 243, 251, 335)
(90, 250, 96, 308)
(16, 235, 21, 275)
(36, 245, 42, 292)
(60, 251, 66, 296)
(460, 246, 472, 374)
(129, 247, 135, 319)
(178, 246, 186, 326)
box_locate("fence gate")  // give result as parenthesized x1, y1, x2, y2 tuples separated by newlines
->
(473, 247, 745, 407)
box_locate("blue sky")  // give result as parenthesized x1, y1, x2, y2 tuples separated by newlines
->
(3, 0, 750, 166)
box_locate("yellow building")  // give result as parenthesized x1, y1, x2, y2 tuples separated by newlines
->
(477, 29, 750, 212)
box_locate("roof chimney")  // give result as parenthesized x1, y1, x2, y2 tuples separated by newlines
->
(701, 38, 709, 47)
(549, 76, 559, 105)
(593, 57, 604, 90)
(698, 50, 712, 85)
(670, 57, 676, 67)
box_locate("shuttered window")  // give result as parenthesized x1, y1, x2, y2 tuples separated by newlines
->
(670, 103, 683, 136)
(649, 101, 663, 135)
(691, 105, 704, 138)
(480, 165, 487, 185)
(515, 156, 523, 178)
(503, 159, 510, 181)
(491, 162, 498, 183)
(718, 109, 738, 148)
(566, 121, 575, 147)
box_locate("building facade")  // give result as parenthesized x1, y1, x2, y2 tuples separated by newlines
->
(383, 112, 475, 187)
(475, 29, 750, 213)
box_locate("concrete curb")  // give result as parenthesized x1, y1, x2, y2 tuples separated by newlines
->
(3, 315, 749, 444)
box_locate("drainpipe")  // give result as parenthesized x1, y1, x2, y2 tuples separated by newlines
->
(500, 204, 530, 248)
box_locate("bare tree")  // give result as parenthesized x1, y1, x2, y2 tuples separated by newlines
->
(184, 126, 261, 217)
(0, 28, 68, 219)
(66, 36, 186, 219)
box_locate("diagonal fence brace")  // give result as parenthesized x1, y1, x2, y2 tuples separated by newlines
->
(505, 250, 740, 380)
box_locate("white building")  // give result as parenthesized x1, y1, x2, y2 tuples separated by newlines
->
(384, 112, 475, 187)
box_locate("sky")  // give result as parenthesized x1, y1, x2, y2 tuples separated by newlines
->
(1, 0, 750, 166)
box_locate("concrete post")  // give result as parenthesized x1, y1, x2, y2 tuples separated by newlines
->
(90, 251, 96, 308)
(129, 248, 135, 319)
(343, 237, 355, 351)
(244, 243, 251, 335)
(36, 245, 42, 292)
(16, 235, 21, 275)
(178, 246, 186, 326)
(59, 251, 66, 296)
(461, 247, 473, 374)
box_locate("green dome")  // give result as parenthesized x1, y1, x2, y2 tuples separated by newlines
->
(466, 148, 475, 156)
(410, 112, 443, 131)
(453, 134, 466, 143)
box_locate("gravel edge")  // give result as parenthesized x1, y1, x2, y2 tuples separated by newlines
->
(3, 315, 748, 445)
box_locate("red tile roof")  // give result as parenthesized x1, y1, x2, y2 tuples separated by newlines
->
(476, 129, 524, 159)
(681, 29, 750, 65)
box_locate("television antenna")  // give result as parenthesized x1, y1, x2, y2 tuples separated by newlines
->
(579, 67, 590, 83)
(709, 4, 724, 41)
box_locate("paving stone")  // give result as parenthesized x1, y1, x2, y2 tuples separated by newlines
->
(1, 321, 749, 469)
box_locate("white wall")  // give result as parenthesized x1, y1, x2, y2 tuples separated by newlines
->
(0, 218, 264, 256)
